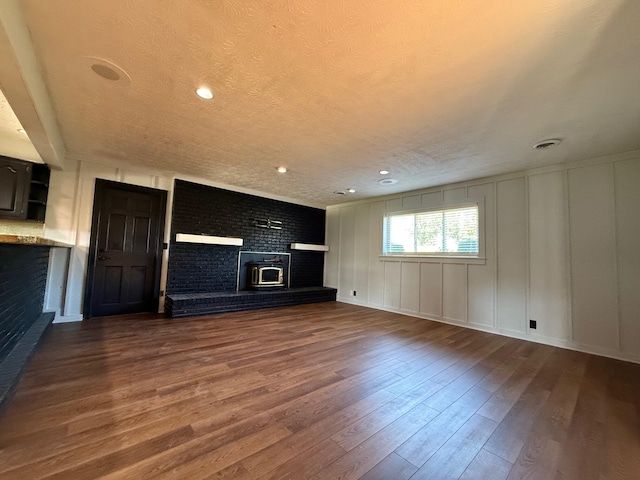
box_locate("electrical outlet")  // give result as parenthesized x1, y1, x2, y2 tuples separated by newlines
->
(529, 319, 537, 329)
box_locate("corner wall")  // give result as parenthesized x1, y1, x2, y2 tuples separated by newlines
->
(325, 151, 640, 363)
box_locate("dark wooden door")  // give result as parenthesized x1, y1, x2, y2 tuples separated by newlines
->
(86, 180, 166, 318)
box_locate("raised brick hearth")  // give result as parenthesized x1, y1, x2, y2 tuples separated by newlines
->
(165, 287, 337, 318)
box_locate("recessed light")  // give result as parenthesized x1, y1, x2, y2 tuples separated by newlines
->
(334, 191, 346, 195)
(277, 166, 287, 173)
(17, 128, 26, 135)
(379, 170, 390, 175)
(378, 178, 398, 185)
(347, 188, 356, 193)
(533, 138, 562, 150)
(196, 87, 214, 100)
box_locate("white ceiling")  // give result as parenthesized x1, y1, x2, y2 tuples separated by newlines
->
(1, 0, 639, 207)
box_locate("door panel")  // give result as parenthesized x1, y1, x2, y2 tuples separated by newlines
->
(102, 266, 123, 304)
(87, 180, 166, 318)
(133, 216, 151, 252)
(106, 213, 127, 251)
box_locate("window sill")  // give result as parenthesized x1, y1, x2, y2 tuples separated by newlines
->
(379, 255, 486, 265)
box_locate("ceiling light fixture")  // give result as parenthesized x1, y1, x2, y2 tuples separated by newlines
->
(277, 166, 287, 173)
(17, 128, 26, 135)
(196, 87, 214, 100)
(378, 178, 398, 185)
(533, 138, 562, 150)
(347, 188, 356, 193)
(379, 170, 389, 175)
(334, 190, 346, 195)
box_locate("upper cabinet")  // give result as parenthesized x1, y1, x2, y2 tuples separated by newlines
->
(0, 156, 50, 222)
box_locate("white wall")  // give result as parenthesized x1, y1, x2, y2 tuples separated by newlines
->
(325, 151, 640, 363)
(43, 159, 175, 322)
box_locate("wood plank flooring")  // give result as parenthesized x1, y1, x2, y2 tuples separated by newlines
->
(0, 302, 639, 479)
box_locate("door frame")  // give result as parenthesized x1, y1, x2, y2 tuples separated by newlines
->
(84, 179, 167, 319)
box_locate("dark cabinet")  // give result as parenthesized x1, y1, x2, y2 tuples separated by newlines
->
(0, 156, 50, 222)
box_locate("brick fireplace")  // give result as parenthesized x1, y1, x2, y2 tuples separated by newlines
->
(165, 181, 335, 317)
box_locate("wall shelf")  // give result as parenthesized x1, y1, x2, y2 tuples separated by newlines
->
(290, 243, 329, 252)
(176, 233, 243, 246)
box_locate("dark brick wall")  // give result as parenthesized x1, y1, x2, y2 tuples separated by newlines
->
(0, 244, 49, 363)
(167, 180, 326, 294)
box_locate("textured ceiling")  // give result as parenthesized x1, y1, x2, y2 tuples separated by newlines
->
(8, 0, 640, 206)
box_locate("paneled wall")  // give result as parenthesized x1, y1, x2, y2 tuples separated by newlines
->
(325, 152, 640, 363)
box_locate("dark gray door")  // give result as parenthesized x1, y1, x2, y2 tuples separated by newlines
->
(86, 180, 166, 318)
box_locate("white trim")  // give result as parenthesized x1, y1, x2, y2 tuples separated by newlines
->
(379, 255, 486, 265)
(383, 199, 484, 258)
(52, 314, 83, 323)
(290, 243, 329, 251)
(335, 299, 640, 365)
(175, 233, 243, 246)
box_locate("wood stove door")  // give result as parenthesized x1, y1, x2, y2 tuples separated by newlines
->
(85, 180, 166, 318)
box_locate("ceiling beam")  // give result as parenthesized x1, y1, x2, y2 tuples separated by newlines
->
(0, 0, 65, 169)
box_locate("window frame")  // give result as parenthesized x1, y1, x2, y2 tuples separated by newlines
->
(381, 198, 485, 260)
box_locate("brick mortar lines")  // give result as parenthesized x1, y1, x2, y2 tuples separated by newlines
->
(167, 180, 326, 294)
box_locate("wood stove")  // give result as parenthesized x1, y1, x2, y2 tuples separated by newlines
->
(247, 262, 284, 289)
(237, 252, 290, 291)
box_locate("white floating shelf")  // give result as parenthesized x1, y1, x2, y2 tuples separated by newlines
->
(290, 243, 329, 252)
(176, 233, 243, 246)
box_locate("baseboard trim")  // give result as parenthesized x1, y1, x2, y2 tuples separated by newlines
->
(336, 299, 640, 365)
(52, 314, 84, 323)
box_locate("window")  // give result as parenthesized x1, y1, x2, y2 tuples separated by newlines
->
(384, 205, 479, 255)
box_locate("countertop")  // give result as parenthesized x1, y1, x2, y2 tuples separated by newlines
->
(0, 234, 74, 248)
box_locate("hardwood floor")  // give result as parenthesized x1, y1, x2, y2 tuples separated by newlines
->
(0, 302, 638, 479)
